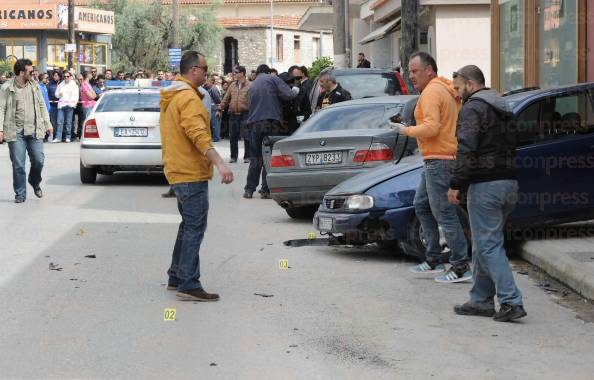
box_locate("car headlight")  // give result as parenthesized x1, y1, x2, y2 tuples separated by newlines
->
(344, 195, 374, 210)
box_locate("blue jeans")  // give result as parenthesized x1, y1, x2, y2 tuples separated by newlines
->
(468, 180, 523, 306)
(413, 159, 469, 266)
(229, 113, 250, 160)
(56, 106, 75, 140)
(210, 111, 220, 142)
(168, 182, 209, 291)
(7, 132, 45, 199)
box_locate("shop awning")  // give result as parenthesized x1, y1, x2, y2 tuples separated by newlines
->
(359, 17, 401, 44)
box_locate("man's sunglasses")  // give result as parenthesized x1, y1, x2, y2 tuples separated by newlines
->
(193, 65, 208, 73)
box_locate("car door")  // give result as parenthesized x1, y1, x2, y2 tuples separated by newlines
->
(535, 90, 594, 220)
(513, 89, 594, 225)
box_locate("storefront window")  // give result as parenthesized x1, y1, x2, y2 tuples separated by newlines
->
(499, 0, 525, 92)
(94, 45, 106, 65)
(539, 0, 578, 88)
(0, 38, 37, 67)
(47, 39, 68, 70)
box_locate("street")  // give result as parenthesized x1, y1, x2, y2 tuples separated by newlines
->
(1, 142, 594, 380)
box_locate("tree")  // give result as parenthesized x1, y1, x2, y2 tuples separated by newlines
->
(400, 0, 419, 93)
(92, 0, 222, 72)
(308, 57, 333, 80)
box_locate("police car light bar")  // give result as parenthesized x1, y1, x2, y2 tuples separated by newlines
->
(104, 80, 173, 89)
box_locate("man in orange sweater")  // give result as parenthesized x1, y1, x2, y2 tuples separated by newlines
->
(160, 51, 234, 302)
(390, 52, 470, 283)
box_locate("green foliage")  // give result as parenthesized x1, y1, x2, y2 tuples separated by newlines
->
(91, 0, 222, 73)
(0, 60, 13, 76)
(308, 57, 333, 80)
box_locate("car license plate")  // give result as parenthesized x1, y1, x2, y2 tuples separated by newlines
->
(305, 151, 342, 166)
(114, 127, 148, 137)
(318, 217, 334, 231)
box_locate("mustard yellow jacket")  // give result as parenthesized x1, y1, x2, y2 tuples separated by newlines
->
(160, 77, 213, 184)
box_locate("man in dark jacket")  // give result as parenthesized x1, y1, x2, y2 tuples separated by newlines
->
(447, 65, 526, 322)
(315, 71, 351, 112)
(244, 64, 298, 199)
(291, 66, 313, 121)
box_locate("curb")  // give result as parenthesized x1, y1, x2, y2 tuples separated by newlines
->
(519, 239, 594, 301)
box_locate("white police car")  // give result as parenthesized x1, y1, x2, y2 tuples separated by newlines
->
(79, 82, 164, 183)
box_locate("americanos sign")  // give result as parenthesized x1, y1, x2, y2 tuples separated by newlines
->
(0, 4, 56, 29)
(0, 3, 114, 34)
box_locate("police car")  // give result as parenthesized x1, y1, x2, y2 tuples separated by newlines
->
(79, 80, 165, 183)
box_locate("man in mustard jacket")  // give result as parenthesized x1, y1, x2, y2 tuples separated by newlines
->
(160, 51, 234, 302)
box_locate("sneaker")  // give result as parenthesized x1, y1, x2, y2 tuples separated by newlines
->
(454, 302, 496, 317)
(176, 288, 220, 302)
(493, 303, 527, 322)
(243, 158, 250, 163)
(434, 265, 472, 283)
(409, 261, 445, 275)
(65, 138, 71, 143)
(229, 158, 237, 163)
(243, 191, 253, 199)
(166, 283, 178, 291)
(14, 197, 25, 204)
(260, 192, 271, 199)
(51, 139, 60, 143)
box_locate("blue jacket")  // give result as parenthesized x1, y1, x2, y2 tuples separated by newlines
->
(39, 82, 51, 113)
(247, 73, 296, 124)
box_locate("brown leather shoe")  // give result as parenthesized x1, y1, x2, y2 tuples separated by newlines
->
(176, 288, 220, 302)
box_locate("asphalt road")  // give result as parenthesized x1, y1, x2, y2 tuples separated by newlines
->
(1, 142, 594, 380)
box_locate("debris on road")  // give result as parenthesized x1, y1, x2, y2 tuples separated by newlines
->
(85, 254, 96, 259)
(254, 293, 274, 298)
(77, 228, 85, 236)
(209, 363, 217, 367)
(289, 344, 298, 348)
(69, 278, 78, 281)
(48, 262, 62, 271)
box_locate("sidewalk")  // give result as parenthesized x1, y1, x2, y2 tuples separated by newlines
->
(518, 223, 594, 300)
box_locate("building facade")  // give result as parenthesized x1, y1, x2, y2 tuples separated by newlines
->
(0, 1, 114, 73)
(492, 0, 594, 93)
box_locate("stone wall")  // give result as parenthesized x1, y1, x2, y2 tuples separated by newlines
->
(221, 27, 334, 74)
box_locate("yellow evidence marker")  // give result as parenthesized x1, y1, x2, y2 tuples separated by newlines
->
(279, 259, 289, 270)
(307, 232, 316, 240)
(164, 308, 176, 321)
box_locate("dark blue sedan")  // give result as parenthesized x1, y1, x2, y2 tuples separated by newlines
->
(313, 83, 594, 258)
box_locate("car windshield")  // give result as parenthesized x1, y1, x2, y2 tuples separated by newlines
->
(95, 92, 161, 112)
(295, 104, 388, 134)
(337, 73, 399, 98)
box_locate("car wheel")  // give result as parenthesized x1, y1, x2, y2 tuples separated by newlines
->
(285, 206, 318, 219)
(80, 162, 97, 184)
(401, 207, 472, 261)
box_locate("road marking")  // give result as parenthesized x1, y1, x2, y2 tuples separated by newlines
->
(164, 308, 176, 321)
(279, 259, 289, 270)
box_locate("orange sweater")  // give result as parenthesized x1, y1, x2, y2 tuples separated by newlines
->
(160, 77, 214, 184)
(401, 77, 461, 160)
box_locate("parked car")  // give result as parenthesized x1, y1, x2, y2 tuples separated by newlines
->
(309, 68, 408, 112)
(263, 96, 419, 219)
(314, 83, 594, 258)
(79, 87, 162, 183)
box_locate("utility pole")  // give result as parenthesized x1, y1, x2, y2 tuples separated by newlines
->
(67, 0, 75, 70)
(333, 0, 346, 68)
(270, 0, 274, 67)
(172, 0, 180, 48)
(400, 0, 419, 92)
(344, 0, 350, 68)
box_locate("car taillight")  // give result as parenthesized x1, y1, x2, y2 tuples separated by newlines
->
(395, 72, 408, 95)
(353, 143, 394, 163)
(270, 150, 295, 167)
(83, 119, 99, 138)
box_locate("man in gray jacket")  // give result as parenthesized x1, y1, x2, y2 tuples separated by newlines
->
(0, 59, 53, 203)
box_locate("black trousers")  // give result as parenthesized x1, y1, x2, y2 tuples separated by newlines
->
(244, 120, 280, 193)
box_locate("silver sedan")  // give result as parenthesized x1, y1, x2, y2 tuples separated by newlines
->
(263, 96, 419, 219)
